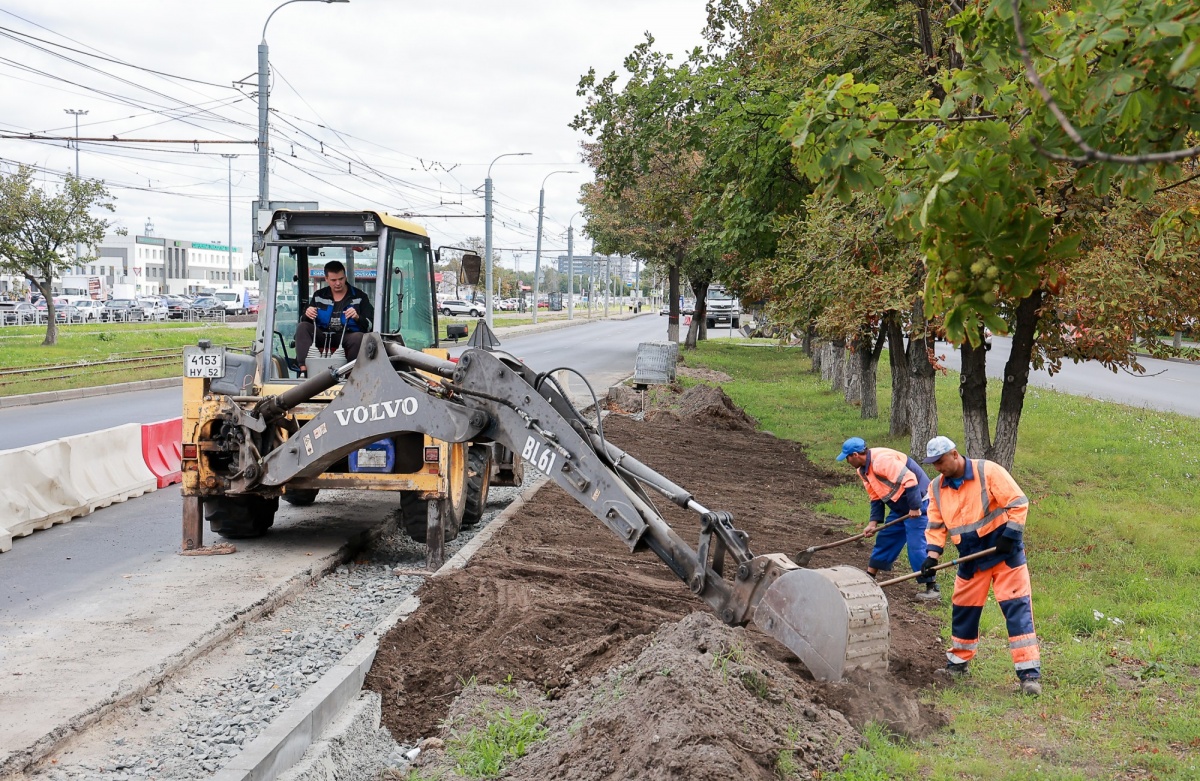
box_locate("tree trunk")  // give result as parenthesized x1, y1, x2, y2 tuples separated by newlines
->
(906, 299, 938, 457)
(820, 341, 835, 382)
(811, 334, 823, 374)
(684, 280, 710, 350)
(959, 341, 990, 458)
(844, 339, 862, 405)
(989, 290, 1044, 470)
(34, 278, 58, 346)
(667, 264, 681, 344)
(885, 311, 910, 437)
(828, 337, 845, 392)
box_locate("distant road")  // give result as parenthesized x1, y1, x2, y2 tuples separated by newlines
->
(0, 388, 183, 450)
(936, 336, 1200, 417)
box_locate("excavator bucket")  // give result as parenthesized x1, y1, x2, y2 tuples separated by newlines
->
(753, 565, 889, 682)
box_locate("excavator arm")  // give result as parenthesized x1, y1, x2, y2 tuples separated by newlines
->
(235, 333, 889, 681)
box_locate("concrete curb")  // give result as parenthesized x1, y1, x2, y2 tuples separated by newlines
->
(212, 476, 552, 781)
(0, 377, 182, 409)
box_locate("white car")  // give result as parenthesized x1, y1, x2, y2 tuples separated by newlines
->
(74, 299, 107, 322)
(138, 297, 169, 321)
(439, 299, 484, 317)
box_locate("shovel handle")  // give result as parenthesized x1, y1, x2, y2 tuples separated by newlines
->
(877, 547, 998, 588)
(800, 516, 908, 555)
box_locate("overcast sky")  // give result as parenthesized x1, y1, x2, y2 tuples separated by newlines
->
(0, 0, 710, 271)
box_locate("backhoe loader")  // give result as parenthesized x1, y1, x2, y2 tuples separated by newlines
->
(179, 209, 891, 682)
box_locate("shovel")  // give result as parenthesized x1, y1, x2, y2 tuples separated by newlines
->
(877, 547, 998, 587)
(794, 516, 906, 567)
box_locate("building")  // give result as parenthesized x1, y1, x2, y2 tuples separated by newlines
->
(71, 230, 253, 297)
(554, 254, 635, 283)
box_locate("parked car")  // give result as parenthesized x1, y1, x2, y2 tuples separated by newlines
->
(188, 296, 226, 316)
(0, 301, 37, 325)
(73, 299, 106, 322)
(34, 296, 70, 319)
(54, 304, 84, 324)
(138, 297, 169, 321)
(439, 299, 484, 317)
(164, 296, 192, 318)
(101, 299, 147, 322)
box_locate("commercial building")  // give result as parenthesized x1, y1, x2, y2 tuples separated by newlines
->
(84, 230, 252, 297)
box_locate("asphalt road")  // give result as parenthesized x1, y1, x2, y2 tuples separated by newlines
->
(936, 336, 1200, 417)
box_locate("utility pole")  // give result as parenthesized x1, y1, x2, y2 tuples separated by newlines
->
(566, 211, 580, 321)
(64, 108, 88, 264)
(221, 154, 237, 285)
(604, 255, 610, 318)
(256, 1, 349, 255)
(532, 170, 575, 323)
(484, 151, 531, 329)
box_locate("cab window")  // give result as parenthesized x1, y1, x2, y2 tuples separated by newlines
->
(384, 233, 435, 349)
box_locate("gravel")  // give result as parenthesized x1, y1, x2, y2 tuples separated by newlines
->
(28, 476, 533, 781)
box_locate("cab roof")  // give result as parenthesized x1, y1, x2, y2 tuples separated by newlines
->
(269, 209, 429, 238)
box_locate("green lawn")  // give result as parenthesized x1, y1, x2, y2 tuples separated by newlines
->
(0, 323, 251, 396)
(683, 340, 1200, 781)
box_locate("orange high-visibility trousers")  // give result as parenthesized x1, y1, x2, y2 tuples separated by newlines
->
(948, 561, 1040, 676)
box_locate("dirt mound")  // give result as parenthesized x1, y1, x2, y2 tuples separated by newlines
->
(367, 413, 947, 772)
(677, 384, 758, 430)
(416, 612, 860, 780)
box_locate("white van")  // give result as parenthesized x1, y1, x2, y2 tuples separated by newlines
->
(212, 286, 251, 315)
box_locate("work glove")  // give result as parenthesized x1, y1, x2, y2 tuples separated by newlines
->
(920, 556, 939, 578)
(994, 535, 1015, 554)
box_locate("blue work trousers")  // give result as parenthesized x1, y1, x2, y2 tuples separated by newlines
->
(868, 501, 933, 584)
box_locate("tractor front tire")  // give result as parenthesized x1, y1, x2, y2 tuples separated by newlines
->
(205, 496, 278, 539)
(462, 444, 493, 527)
(282, 488, 320, 507)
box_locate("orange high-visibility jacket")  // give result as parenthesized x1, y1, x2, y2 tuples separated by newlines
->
(926, 458, 1028, 562)
(856, 447, 919, 503)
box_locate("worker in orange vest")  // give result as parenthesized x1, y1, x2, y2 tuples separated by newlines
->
(836, 437, 939, 600)
(920, 436, 1042, 696)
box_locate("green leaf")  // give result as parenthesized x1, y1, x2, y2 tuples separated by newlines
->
(919, 184, 940, 227)
(937, 168, 960, 184)
(1169, 39, 1200, 79)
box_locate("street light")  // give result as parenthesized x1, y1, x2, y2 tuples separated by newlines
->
(64, 108, 88, 264)
(532, 170, 576, 324)
(566, 211, 581, 321)
(484, 151, 531, 329)
(256, 0, 349, 253)
(221, 154, 238, 285)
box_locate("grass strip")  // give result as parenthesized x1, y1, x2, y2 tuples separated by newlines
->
(683, 340, 1200, 780)
(446, 707, 548, 778)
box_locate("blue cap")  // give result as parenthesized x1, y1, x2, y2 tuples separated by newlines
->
(836, 437, 867, 462)
(923, 436, 957, 463)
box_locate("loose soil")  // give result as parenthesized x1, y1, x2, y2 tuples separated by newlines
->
(368, 383, 947, 779)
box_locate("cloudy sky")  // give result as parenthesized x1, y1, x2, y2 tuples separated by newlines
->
(0, 0, 710, 270)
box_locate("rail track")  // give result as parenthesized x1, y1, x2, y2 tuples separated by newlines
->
(0, 344, 245, 388)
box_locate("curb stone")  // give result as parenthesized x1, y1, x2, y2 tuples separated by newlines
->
(212, 477, 551, 781)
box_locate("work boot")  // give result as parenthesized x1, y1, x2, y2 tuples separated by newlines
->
(1019, 675, 1043, 697)
(935, 662, 969, 679)
(915, 583, 941, 602)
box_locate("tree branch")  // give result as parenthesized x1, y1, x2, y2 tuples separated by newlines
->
(1011, 0, 1200, 165)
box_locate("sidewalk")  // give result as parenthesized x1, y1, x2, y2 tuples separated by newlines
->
(0, 312, 648, 410)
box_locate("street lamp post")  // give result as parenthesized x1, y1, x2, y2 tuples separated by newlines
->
(484, 151, 531, 329)
(221, 154, 238, 285)
(64, 108, 88, 264)
(256, 0, 349, 254)
(566, 211, 580, 321)
(532, 170, 575, 324)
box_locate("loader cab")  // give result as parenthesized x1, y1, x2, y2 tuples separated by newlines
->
(259, 210, 438, 382)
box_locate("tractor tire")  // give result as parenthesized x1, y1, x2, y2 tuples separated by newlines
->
(205, 495, 278, 539)
(462, 444, 493, 527)
(282, 488, 320, 506)
(400, 442, 468, 542)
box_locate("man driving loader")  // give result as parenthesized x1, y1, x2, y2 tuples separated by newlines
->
(296, 260, 374, 376)
(836, 437, 939, 600)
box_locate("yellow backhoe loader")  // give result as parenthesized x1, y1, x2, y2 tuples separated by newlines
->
(179, 209, 890, 682)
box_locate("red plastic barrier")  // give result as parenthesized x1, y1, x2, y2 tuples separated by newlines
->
(141, 417, 182, 488)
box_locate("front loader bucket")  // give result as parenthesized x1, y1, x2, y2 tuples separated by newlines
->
(753, 565, 889, 682)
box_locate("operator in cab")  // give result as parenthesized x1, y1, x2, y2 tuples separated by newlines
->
(296, 260, 374, 376)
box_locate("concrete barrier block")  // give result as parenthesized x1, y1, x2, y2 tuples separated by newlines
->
(63, 424, 158, 511)
(0, 440, 90, 539)
(0, 525, 11, 553)
(141, 417, 183, 488)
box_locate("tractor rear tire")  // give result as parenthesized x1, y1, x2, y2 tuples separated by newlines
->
(462, 444, 493, 527)
(205, 496, 278, 539)
(400, 442, 469, 543)
(282, 488, 320, 507)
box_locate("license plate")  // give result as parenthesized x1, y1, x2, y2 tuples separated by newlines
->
(357, 449, 387, 468)
(183, 346, 226, 378)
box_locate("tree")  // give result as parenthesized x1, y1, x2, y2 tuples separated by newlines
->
(0, 166, 119, 346)
(785, 0, 1200, 468)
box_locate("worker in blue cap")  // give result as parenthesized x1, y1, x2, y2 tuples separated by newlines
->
(836, 437, 939, 600)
